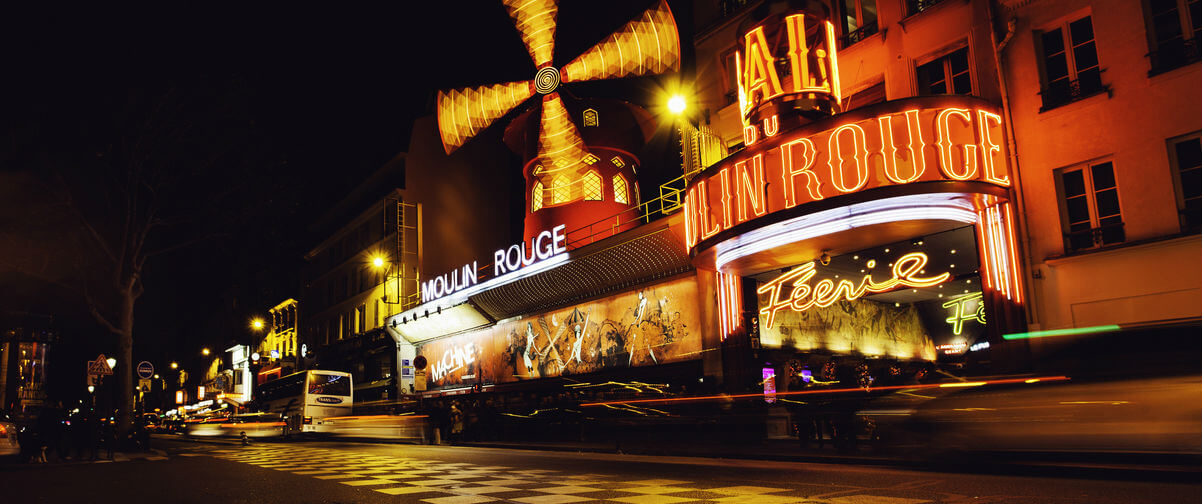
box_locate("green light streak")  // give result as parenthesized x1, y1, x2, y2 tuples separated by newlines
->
(1002, 324, 1121, 340)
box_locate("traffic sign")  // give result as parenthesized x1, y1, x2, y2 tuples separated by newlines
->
(87, 355, 113, 376)
(137, 361, 154, 379)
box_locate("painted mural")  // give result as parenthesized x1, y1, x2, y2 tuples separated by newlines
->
(757, 297, 937, 361)
(418, 276, 701, 389)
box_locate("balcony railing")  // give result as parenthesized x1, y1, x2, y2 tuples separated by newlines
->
(841, 24, 878, 48)
(1039, 73, 1108, 111)
(1148, 37, 1201, 76)
(907, 0, 950, 17)
(1064, 221, 1125, 253)
(563, 169, 697, 250)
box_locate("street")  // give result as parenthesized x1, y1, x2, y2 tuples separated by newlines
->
(2, 437, 1198, 503)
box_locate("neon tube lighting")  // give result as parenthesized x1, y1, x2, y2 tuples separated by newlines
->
(393, 253, 571, 323)
(713, 193, 979, 270)
(1002, 324, 1121, 340)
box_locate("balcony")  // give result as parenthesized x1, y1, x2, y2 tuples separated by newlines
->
(1039, 73, 1109, 112)
(1064, 221, 1125, 253)
(1148, 37, 1201, 76)
(841, 23, 878, 48)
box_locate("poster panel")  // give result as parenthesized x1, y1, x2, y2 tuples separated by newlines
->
(419, 275, 701, 389)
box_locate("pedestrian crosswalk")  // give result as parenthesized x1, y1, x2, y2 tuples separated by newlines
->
(206, 446, 933, 504)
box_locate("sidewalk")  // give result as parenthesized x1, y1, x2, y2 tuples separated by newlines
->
(2, 448, 169, 468)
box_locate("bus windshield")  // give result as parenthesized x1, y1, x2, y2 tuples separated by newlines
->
(308, 373, 351, 396)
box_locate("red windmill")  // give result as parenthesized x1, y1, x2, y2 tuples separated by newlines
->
(436, 0, 681, 245)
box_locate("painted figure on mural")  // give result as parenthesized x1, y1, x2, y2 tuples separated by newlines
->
(523, 322, 540, 378)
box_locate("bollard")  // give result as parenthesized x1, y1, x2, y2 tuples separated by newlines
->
(241, 431, 250, 446)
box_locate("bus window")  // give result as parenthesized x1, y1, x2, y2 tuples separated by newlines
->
(309, 373, 351, 396)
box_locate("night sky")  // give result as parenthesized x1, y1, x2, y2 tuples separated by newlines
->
(1, 1, 693, 403)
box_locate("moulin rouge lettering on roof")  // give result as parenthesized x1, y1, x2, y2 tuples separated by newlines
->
(683, 100, 1011, 251)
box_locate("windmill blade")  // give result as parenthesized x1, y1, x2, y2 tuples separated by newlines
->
(437, 80, 535, 155)
(537, 93, 590, 177)
(503, 0, 558, 68)
(561, 0, 680, 83)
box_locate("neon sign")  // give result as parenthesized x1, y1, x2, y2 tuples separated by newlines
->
(737, 13, 841, 123)
(943, 291, 986, 335)
(493, 224, 567, 276)
(756, 252, 951, 329)
(683, 99, 1011, 252)
(422, 262, 480, 303)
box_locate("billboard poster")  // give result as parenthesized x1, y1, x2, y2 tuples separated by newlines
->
(418, 275, 701, 389)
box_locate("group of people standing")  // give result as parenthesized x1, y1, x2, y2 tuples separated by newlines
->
(17, 402, 141, 463)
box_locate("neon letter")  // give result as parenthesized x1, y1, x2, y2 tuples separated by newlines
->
(718, 167, 734, 229)
(936, 108, 979, 181)
(827, 123, 870, 193)
(763, 115, 779, 137)
(976, 110, 1009, 186)
(742, 26, 784, 111)
(697, 180, 723, 240)
(879, 110, 927, 184)
(734, 153, 767, 222)
(780, 137, 823, 207)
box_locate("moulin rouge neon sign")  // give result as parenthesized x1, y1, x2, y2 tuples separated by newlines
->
(683, 99, 1011, 252)
(756, 252, 950, 328)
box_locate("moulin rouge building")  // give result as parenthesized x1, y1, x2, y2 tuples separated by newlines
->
(378, 0, 1200, 414)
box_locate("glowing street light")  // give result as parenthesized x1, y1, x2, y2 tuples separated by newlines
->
(88, 385, 95, 394)
(250, 318, 265, 331)
(372, 255, 386, 269)
(667, 94, 687, 115)
(170, 362, 178, 369)
(106, 357, 117, 369)
(202, 348, 210, 356)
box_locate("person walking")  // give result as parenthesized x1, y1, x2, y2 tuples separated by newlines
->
(448, 403, 464, 444)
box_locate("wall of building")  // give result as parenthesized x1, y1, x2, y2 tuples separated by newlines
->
(1001, 0, 1202, 329)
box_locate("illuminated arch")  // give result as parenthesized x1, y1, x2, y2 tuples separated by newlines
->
(531, 181, 544, 212)
(612, 174, 629, 204)
(551, 176, 571, 204)
(582, 171, 603, 201)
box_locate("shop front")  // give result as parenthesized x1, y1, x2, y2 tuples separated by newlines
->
(683, 93, 1025, 405)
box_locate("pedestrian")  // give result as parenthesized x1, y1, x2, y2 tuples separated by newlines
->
(448, 402, 463, 444)
(100, 418, 115, 460)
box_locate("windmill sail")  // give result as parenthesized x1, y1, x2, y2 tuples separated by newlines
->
(437, 80, 535, 155)
(562, 0, 681, 83)
(503, 0, 558, 68)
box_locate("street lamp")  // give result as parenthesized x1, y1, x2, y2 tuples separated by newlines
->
(106, 357, 117, 369)
(250, 318, 265, 331)
(372, 255, 386, 269)
(170, 362, 178, 369)
(202, 348, 210, 356)
(667, 94, 687, 115)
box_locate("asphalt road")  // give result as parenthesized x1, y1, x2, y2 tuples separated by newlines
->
(1, 436, 1198, 504)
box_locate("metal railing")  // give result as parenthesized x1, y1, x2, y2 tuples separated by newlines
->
(906, 0, 949, 17)
(841, 24, 878, 48)
(1039, 73, 1107, 111)
(1064, 221, 1125, 253)
(563, 169, 699, 250)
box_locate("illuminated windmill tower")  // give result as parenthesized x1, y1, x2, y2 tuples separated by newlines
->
(436, 0, 681, 245)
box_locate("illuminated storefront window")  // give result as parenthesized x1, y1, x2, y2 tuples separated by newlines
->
(582, 171, 603, 201)
(748, 226, 986, 361)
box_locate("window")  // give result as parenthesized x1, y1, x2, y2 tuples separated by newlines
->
(841, 0, 878, 46)
(1038, 16, 1105, 110)
(582, 171, 603, 201)
(551, 176, 570, 204)
(339, 313, 347, 340)
(613, 174, 629, 204)
(355, 305, 366, 334)
(531, 181, 544, 212)
(1169, 133, 1202, 231)
(722, 49, 740, 104)
(1146, 0, 1202, 74)
(375, 299, 383, 328)
(1057, 161, 1124, 252)
(916, 46, 971, 96)
(842, 80, 886, 111)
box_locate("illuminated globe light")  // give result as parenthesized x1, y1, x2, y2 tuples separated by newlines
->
(667, 94, 687, 115)
(535, 66, 560, 94)
(372, 256, 385, 268)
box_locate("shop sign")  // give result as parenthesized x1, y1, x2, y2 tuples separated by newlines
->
(430, 341, 478, 382)
(683, 100, 1011, 252)
(492, 224, 567, 276)
(756, 252, 950, 329)
(737, 12, 840, 122)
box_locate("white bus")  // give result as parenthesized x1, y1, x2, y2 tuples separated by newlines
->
(256, 370, 353, 435)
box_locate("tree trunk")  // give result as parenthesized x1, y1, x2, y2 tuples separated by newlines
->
(116, 289, 135, 447)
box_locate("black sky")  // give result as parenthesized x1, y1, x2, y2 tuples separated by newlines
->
(2, 1, 693, 401)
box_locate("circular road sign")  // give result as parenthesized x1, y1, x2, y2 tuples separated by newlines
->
(136, 361, 154, 379)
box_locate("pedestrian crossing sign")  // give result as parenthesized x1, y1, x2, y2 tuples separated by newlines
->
(88, 354, 113, 376)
